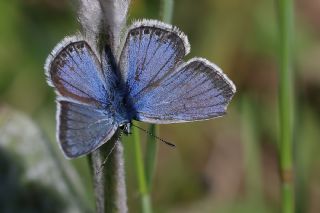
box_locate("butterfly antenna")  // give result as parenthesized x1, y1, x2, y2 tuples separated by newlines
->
(131, 123, 176, 148)
(96, 132, 122, 174)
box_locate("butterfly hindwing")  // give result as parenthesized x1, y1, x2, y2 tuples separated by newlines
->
(120, 20, 236, 123)
(58, 101, 117, 158)
(134, 58, 235, 123)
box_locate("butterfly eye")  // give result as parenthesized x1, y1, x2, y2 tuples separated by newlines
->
(143, 29, 150, 34)
(68, 47, 73, 53)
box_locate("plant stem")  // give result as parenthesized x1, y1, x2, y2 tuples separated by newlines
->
(277, 0, 295, 212)
(76, 1, 130, 212)
(141, 0, 176, 209)
(145, 124, 158, 191)
(133, 1, 175, 212)
(161, 0, 174, 23)
(88, 137, 127, 213)
(133, 122, 152, 213)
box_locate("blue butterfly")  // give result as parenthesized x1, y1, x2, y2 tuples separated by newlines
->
(45, 20, 236, 158)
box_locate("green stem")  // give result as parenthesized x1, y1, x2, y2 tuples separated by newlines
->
(133, 1, 175, 212)
(133, 122, 152, 213)
(145, 124, 158, 191)
(143, 0, 176, 205)
(144, 0, 175, 191)
(277, 0, 295, 212)
(161, 0, 174, 23)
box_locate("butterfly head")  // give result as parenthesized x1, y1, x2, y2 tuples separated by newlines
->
(119, 122, 131, 135)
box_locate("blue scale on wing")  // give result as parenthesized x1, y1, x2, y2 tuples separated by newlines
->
(59, 101, 117, 158)
(49, 42, 109, 107)
(121, 27, 185, 102)
(133, 60, 234, 122)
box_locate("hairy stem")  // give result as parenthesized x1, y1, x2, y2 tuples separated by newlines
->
(80, 0, 130, 212)
(88, 137, 127, 213)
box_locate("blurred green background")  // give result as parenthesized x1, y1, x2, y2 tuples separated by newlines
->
(1, 0, 320, 212)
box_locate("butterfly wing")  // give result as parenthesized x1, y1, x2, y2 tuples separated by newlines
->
(119, 21, 188, 97)
(119, 20, 236, 124)
(57, 101, 117, 158)
(45, 36, 109, 107)
(45, 36, 122, 158)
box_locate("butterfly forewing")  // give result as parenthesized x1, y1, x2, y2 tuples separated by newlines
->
(46, 38, 108, 107)
(119, 21, 188, 101)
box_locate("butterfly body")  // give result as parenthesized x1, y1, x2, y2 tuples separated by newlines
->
(45, 20, 236, 158)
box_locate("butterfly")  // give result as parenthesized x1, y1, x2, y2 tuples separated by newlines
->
(45, 20, 236, 158)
